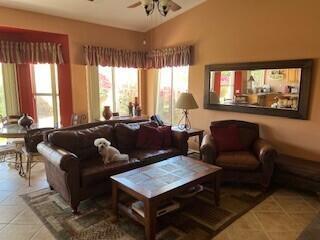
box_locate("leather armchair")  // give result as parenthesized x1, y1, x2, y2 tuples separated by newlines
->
(200, 120, 277, 189)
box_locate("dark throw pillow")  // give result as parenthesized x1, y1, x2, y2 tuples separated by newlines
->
(158, 125, 172, 148)
(136, 125, 163, 150)
(210, 125, 244, 152)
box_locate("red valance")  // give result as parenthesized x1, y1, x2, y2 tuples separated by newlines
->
(0, 41, 64, 64)
(84, 45, 192, 69)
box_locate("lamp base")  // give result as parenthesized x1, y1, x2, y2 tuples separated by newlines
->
(178, 110, 191, 130)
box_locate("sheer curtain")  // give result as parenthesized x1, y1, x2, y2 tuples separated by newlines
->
(2, 64, 20, 115)
(86, 65, 100, 122)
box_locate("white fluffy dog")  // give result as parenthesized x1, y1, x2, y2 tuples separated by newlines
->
(94, 138, 129, 164)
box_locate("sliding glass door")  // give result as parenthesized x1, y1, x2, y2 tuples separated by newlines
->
(0, 63, 6, 117)
(31, 64, 60, 127)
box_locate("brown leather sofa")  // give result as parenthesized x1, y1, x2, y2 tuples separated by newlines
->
(37, 121, 188, 213)
(200, 120, 277, 189)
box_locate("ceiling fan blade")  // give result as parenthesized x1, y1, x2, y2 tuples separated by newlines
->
(127, 2, 142, 8)
(168, 0, 182, 11)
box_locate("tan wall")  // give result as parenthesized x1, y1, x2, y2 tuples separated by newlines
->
(0, 6, 145, 115)
(146, 0, 320, 161)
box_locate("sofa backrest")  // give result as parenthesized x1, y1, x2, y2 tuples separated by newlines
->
(210, 120, 259, 150)
(48, 124, 114, 161)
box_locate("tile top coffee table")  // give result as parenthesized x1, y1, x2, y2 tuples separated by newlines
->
(111, 155, 222, 240)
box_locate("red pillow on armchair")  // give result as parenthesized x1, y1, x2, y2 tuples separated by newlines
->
(210, 125, 244, 152)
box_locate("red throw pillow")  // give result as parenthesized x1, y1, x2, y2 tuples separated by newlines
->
(210, 125, 244, 152)
(136, 125, 163, 150)
(158, 125, 172, 148)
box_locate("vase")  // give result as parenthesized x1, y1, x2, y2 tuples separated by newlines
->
(18, 113, 34, 129)
(102, 106, 112, 120)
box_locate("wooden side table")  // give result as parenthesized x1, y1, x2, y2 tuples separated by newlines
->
(172, 127, 204, 159)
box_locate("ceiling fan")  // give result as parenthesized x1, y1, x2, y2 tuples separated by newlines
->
(127, 0, 182, 16)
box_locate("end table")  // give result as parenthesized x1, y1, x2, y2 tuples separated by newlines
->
(172, 127, 204, 159)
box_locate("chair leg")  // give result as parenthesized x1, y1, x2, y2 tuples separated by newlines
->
(29, 156, 32, 187)
(19, 153, 25, 177)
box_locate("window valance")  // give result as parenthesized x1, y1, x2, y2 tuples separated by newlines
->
(84, 46, 146, 68)
(146, 46, 192, 69)
(84, 45, 192, 69)
(0, 41, 64, 64)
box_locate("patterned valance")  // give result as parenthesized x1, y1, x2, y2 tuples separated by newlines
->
(146, 46, 192, 69)
(84, 45, 192, 69)
(84, 46, 146, 68)
(0, 41, 64, 64)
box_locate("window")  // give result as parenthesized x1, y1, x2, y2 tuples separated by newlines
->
(220, 71, 235, 103)
(156, 66, 189, 125)
(0, 64, 6, 117)
(31, 64, 60, 126)
(98, 67, 139, 116)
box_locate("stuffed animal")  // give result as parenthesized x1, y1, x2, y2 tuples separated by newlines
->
(94, 138, 129, 164)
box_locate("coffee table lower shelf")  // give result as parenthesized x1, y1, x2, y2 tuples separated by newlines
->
(118, 202, 145, 226)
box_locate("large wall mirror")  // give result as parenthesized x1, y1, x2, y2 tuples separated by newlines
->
(204, 59, 312, 119)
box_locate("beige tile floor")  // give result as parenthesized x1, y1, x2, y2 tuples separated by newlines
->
(0, 161, 318, 240)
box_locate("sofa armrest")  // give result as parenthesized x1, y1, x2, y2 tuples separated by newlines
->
(253, 138, 277, 187)
(37, 142, 79, 172)
(200, 134, 217, 164)
(171, 130, 189, 155)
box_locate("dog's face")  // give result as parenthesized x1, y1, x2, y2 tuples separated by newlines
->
(94, 138, 111, 153)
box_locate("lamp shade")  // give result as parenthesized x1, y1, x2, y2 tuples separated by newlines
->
(176, 93, 199, 110)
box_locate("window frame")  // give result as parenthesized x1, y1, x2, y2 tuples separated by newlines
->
(98, 66, 140, 116)
(156, 66, 189, 125)
(30, 64, 60, 126)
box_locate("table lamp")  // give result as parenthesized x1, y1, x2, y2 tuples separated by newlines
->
(176, 92, 199, 130)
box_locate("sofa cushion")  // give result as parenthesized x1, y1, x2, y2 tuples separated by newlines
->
(80, 157, 138, 188)
(114, 123, 139, 154)
(216, 151, 260, 170)
(211, 125, 245, 152)
(114, 122, 159, 153)
(275, 155, 320, 182)
(130, 148, 180, 164)
(158, 125, 172, 148)
(48, 124, 114, 161)
(136, 125, 163, 150)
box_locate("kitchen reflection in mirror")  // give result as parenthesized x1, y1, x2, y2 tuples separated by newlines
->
(209, 68, 301, 110)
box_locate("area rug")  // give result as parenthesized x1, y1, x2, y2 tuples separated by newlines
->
(21, 184, 271, 240)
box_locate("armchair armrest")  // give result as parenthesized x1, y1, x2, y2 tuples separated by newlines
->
(37, 142, 79, 172)
(171, 130, 189, 155)
(253, 138, 277, 188)
(253, 138, 277, 164)
(200, 134, 217, 164)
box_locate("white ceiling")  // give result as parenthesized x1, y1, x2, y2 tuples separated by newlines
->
(0, 0, 206, 32)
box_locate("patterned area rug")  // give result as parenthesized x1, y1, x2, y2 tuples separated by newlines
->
(21, 184, 270, 240)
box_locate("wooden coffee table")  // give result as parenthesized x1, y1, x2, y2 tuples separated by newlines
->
(111, 156, 222, 240)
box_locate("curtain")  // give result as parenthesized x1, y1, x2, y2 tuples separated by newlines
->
(84, 45, 192, 69)
(86, 65, 100, 122)
(0, 41, 64, 64)
(1, 64, 20, 115)
(16, 64, 36, 118)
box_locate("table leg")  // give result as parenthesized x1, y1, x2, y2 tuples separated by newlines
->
(144, 200, 157, 240)
(214, 172, 221, 206)
(199, 132, 204, 160)
(112, 182, 119, 220)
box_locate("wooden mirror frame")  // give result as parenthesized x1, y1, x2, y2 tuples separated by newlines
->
(204, 59, 313, 119)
